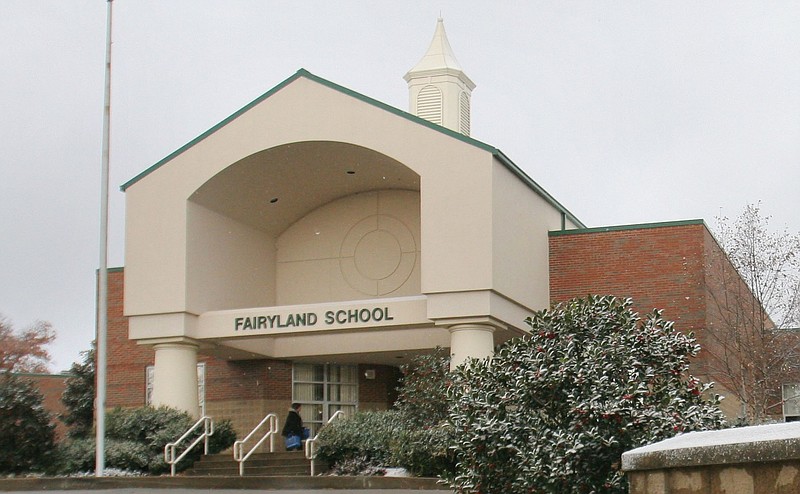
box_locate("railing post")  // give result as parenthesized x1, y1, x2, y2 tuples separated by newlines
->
(164, 415, 214, 477)
(305, 409, 346, 477)
(233, 412, 280, 476)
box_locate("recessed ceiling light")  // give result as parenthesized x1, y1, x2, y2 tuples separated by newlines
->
(270, 197, 278, 203)
(346, 170, 356, 175)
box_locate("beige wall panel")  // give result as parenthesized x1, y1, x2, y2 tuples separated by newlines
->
(185, 202, 277, 314)
(491, 161, 564, 313)
(276, 258, 340, 304)
(128, 313, 198, 341)
(277, 192, 378, 263)
(124, 185, 189, 316)
(419, 149, 494, 294)
(277, 190, 421, 305)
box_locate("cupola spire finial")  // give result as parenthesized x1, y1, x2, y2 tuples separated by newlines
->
(404, 18, 475, 136)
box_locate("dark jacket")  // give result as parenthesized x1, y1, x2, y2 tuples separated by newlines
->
(282, 409, 303, 437)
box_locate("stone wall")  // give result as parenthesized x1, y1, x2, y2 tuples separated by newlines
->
(622, 423, 800, 494)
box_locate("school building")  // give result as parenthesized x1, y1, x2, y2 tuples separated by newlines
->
(106, 19, 786, 435)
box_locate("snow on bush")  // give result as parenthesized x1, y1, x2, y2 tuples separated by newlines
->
(445, 295, 726, 494)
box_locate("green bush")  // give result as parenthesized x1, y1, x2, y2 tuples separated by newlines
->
(54, 407, 237, 475)
(208, 419, 237, 454)
(54, 437, 95, 474)
(445, 296, 726, 494)
(394, 347, 451, 427)
(390, 424, 455, 477)
(0, 374, 56, 474)
(60, 347, 95, 439)
(390, 347, 456, 477)
(53, 437, 150, 475)
(315, 410, 402, 472)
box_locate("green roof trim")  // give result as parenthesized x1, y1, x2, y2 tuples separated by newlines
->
(549, 219, 706, 236)
(118, 69, 584, 226)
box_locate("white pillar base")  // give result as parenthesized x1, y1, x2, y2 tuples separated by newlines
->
(449, 323, 495, 370)
(151, 341, 200, 417)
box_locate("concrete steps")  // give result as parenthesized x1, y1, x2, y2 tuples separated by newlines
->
(187, 450, 326, 477)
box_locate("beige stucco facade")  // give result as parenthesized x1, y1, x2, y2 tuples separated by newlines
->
(122, 70, 581, 414)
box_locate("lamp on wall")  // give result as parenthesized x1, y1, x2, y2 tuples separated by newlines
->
(364, 369, 376, 380)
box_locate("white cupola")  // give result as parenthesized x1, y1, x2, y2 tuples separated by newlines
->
(404, 18, 475, 136)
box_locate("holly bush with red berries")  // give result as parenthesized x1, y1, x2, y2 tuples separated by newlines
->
(445, 295, 725, 494)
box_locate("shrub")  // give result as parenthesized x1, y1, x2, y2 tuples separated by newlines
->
(445, 296, 726, 494)
(328, 456, 386, 476)
(315, 410, 402, 472)
(391, 348, 456, 477)
(390, 424, 455, 477)
(55, 407, 237, 475)
(394, 347, 451, 426)
(53, 437, 95, 474)
(60, 347, 95, 439)
(0, 374, 56, 474)
(208, 419, 237, 454)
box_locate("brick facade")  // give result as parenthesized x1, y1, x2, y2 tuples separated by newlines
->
(106, 267, 153, 407)
(549, 221, 708, 345)
(549, 220, 790, 420)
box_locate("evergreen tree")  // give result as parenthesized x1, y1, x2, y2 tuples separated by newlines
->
(0, 373, 56, 473)
(445, 295, 725, 494)
(61, 347, 95, 438)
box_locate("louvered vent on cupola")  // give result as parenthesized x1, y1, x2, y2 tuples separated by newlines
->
(459, 92, 470, 136)
(417, 85, 443, 126)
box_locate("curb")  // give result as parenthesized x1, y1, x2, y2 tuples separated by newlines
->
(0, 475, 449, 491)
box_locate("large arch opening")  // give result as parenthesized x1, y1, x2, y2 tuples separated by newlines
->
(184, 141, 421, 314)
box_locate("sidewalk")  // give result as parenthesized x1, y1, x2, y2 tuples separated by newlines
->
(0, 476, 450, 492)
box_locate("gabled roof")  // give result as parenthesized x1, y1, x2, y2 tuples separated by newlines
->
(120, 69, 584, 228)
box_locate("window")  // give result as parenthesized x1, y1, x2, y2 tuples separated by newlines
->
(293, 363, 358, 434)
(145, 362, 206, 416)
(782, 384, 800, 421)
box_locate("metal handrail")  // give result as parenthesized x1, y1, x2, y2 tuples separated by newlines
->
(305, 410, 347, 476)
(233, 413, 279, 476)
(164, 415, 214, 477)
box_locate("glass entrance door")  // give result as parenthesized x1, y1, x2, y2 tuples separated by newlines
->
(292, 363, 358, 434)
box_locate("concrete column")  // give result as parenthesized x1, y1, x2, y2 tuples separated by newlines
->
(449, 323, 495, 370)
(151, 342, 200, 417)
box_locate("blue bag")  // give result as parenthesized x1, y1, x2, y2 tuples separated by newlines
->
(285, 434, 301, 450)
(302, 427, 310, 440)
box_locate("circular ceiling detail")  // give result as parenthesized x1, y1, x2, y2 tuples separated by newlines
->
(340, 214, 416, 296)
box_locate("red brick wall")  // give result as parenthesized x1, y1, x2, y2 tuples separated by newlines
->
(549, 222, 708, 322)
(201, 358, 292, 402)
(358, 364, 402, 407)
(106, 267, 153, 407)
(549, 221, 709, 373)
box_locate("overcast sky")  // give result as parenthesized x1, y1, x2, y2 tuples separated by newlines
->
(2, 1, 798, 371)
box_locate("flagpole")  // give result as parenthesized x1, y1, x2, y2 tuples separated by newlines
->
(96, 0, 113, 477)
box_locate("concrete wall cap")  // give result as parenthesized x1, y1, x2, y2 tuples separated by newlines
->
(622, 422, 800, 472)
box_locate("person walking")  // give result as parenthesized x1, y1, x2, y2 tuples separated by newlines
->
(282, 403, 305, 451)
